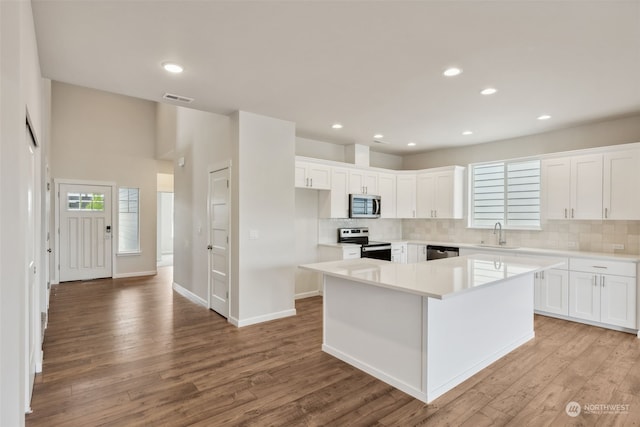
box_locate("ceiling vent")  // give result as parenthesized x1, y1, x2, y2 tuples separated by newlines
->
(373, 138, 390, 145)
(162, 93, 194, 104)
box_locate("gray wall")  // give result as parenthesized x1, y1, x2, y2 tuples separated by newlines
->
(296, 136, 403, 169)
(403, 114, 640, 169)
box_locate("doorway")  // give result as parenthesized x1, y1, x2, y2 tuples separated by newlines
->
(208, 167, 230, 318)
(56, 181, 115, 282)
(157, 192, 174, 267)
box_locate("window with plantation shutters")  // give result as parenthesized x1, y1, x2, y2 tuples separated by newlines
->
(470, 159, 541, 229)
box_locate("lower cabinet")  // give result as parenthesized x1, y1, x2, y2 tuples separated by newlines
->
(407, 244, 427, 263)
(318, 245, 361, 261)
(391, 243, 407, 264)
(569, 271, 636, 329)
(534, 268, 569, 316)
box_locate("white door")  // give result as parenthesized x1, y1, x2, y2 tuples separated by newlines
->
(25, 126, 37, 410)
(396, 174, 416, 218)
(603, 150, 640, 220)
(434, 172, 454, 218)
(569, 272, 600, 322)
(538, 269, 569, 316)
(59, 184, 112, 281)
(541, 158, 571, 219)
(571, 154, 603, 220)
(208, 168, 230, 318)
(416, 172, 435, 218)
(600, 274, 636, 328)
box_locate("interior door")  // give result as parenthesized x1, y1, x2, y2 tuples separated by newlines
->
(25, 125, 37, 410)
(208, 168, 230, 318)
(59, 184, 112, 281)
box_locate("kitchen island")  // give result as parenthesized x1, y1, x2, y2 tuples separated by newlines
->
(300, 254, 565, 403)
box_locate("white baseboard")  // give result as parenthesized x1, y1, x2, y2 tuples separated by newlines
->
(295, 290, 321, 300)
(235, 308, 296, 327)
(113, 270, 157, 279)
(228, 316, 240, 327)
(172, 282, 208, 308)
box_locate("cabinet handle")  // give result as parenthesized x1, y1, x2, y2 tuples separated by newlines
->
(434, 210, 437, 218)
(592, 265, 608, 269)
(535, 272, 539, 279)
(571, 208, 575, 218)
(310, 178, 313, 187)
(604, 207, 608, 219)
(593, 275, 597, 286)
(541, 271, 545, 280)
(601, 276, 605, 287)
(564, 208, 567, 219)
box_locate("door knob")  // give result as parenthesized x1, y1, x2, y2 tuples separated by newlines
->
(207, 245, 213, 250)
(47, 248, 52, 253)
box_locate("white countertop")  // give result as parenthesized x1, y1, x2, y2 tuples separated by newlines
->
(300, 254, 565, 299)
(378, 240, 640, 262)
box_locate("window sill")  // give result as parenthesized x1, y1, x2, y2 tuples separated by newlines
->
(117, 251, 142, 257)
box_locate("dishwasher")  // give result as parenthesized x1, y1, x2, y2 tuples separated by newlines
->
(426, 245, 459, 261)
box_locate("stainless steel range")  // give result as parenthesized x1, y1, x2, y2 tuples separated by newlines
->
(337, 227, 392, 261)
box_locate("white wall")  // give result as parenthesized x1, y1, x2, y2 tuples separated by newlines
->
(231, 111, 296, 326)
(296, 136, 403, 169)
(159, 193, 174, 255)
(0, 0, 45, 424)
(50, 82, 160, 277)
(173, 106, 231, 301)
(156, 103, 177, 160)
(403, 114, 640, 169)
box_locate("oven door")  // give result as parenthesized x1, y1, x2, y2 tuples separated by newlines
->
(361, 245, 392, 261)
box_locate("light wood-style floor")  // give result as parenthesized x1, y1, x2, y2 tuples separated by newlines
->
(27, 268, 640, 426)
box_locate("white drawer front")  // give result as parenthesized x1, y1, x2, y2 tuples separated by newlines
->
(343, 248, 361, 259)
(569, 258, 636, 277)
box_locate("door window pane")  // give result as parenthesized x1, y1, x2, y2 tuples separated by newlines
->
(67, 192, 105, 211)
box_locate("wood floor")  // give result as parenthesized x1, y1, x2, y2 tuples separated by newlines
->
(27, 268, 640, 426)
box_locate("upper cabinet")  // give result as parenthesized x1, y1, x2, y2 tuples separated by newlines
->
(319, 167, 349, 218)
(542, 148, 640, 220)
(349, 170, 378, 195)
(603, 150, 640, 220)
(396, 174, 417, 219)
(416, 167, 465, 219)
(378, 172, 397, 218)
(295, 161, 331, 190)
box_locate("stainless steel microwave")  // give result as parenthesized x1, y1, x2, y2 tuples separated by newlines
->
(349, 194, 381, 218)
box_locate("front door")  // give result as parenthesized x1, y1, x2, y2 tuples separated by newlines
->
(208, 168, 230, 318)
(59, 183, 112, 281)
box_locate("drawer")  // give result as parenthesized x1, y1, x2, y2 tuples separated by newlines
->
(569, 258, 637, 277)
(342, 248, 361, 259)
(521, 255, 569, 270)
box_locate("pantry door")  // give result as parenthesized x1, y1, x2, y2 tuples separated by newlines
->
(58, 183, 113, 281)
(208, 167, 230, 318)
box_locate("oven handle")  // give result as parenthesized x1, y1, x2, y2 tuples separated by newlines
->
(362, 245, 392, 252)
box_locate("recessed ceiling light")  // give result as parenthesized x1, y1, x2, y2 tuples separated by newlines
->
(331, 123, 343, 129)
(480, 88, 497, 95)
(443, 67, 462, 77)
(162, 62, 183, 73)
(537, 114, 552, 120)
(407, 142, 416, 147)
(462, 131, 473, 135)
(373, 134, 384, 139)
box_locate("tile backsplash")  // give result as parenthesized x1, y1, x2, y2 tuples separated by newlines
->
(318, 219, 403, 243)
(402, 219, 640, 255)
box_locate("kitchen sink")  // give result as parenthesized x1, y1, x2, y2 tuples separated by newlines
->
(475, 244, 520, 250)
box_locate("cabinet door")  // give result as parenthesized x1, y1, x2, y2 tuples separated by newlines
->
(416, 173, 436, 218)
(541, 158, 571, 219)
(603, 150, 640, 220)
(364, 172, 378, 195)
(571, 154, 603, 220)
(322, 167, 349, 218)
(434, 172, 455, 218)
(295, 163, 308, 188)
(378, 173, 396, 218)
(348, 170, 366, 194)
(538, 269, 569, 316)
(307, 164, 331, 190)
(600, 274, 636, 328)
(569, 271, 600, 322)
(407, 244, 421, 263)
(396, 174, 416, 218)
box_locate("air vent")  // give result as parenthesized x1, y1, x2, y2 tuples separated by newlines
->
(373, 139, 390, 145)
(162, 93, 194, 103)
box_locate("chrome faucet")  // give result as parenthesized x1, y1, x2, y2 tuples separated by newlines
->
(494, 222, 507, 246)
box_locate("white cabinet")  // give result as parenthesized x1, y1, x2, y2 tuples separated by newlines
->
(295, 161, 331, 190)
(542, 154, 603, 220)
(319, 167, 349, 218)
(568, 258, 637, 329)
(407, 243, 427, 263)
(534, 269, 570, 316)
(416, 167, 464, 219)
(396, 174, 416, 219)
(349, 170, 378, 195)
(378, 172, 397, 218)
(391, 243, 407, 264)
(603, 150, 640, 220)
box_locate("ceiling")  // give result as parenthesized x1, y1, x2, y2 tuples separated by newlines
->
(31, 0, 640, 155)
